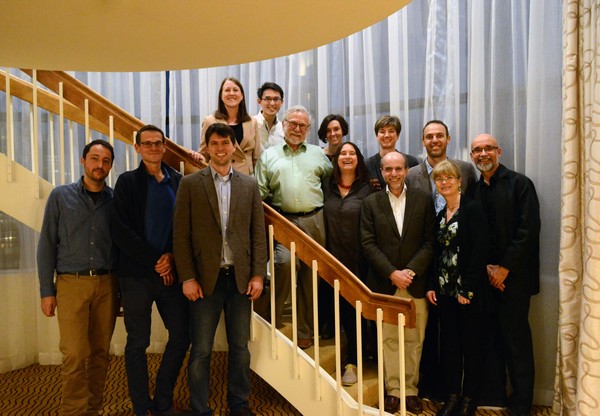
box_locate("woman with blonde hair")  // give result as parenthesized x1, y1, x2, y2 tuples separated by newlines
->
(426, 160, 492, 416)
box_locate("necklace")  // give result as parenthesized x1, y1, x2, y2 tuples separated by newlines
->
(338, 182, 352, 190)
(446, 195, 461, 212)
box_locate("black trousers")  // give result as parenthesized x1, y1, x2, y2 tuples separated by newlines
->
(437, 295, 486, 399)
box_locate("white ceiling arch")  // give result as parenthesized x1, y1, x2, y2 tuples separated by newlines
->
(0, 0, 412, 72)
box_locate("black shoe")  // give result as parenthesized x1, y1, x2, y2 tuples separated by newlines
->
(436, 393, 460, 416)
(457, 396, 477, 416)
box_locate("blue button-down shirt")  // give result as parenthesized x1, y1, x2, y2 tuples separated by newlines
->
(37, 177, 114, 297)
(145, 167, 176, 254)
(210, 165, 234, 266)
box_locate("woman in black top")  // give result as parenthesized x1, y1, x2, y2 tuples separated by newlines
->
(322, 141, 373, 386)
(426, 160, 491, 416)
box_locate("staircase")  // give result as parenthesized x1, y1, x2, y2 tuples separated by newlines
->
(1, 68, 415, 415)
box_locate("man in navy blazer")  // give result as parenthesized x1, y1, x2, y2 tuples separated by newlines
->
(174, 123, 267, 416)
(361, 151, 435, 414)
(112, 125, 190, 416)
(470, 134, 540, 416)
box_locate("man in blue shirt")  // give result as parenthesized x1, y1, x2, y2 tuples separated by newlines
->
(174, 123, 267, 416)
(112, 125, 190, 416)
(38, 139, 118, 416)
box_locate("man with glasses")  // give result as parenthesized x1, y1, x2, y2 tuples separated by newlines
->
(255, 105, 333, 349)
(112, 124, 190, 416)
(405, 119, 477, 401)
(253, 82, 285, 151)
(38, 139, 118, 416)
(470, 134, 540, 416)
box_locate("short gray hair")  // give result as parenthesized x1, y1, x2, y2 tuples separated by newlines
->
(283, 105, 312, 126)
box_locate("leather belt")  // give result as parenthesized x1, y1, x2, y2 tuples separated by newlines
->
(275, 206, 322, 218)
(58, 268, 111, 277)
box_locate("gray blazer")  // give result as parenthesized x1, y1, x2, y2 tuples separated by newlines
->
(406, 158, 477, 197)
(173, 166, 267, 296)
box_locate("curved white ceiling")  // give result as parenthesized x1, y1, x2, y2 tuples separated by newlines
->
(0, 0, 412, 72)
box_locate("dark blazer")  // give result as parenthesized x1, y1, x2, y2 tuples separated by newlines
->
(173, 166, 267, 296)
(361, 187, 435, 298)
(112, 161, 181, 279)
(429, 196, 493, 310)
(366, 152, 420, 190)
(472, 164, 540, 296)
(406, 159, 477, 198)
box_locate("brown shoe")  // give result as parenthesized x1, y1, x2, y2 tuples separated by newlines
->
(297, 338, 313, 349)
(384, 395, 400, 413)
(406, 395, 423, 414)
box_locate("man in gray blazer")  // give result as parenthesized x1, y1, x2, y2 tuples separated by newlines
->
(361, 151, 435, 414)
(173, 123, 267, 416)
(405, 119, 477, 401)
(406, 120, 477, 213)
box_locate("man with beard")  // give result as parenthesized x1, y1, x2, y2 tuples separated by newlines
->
(253, 82, 285, 151)
(112, 125, 190, 415)
(470, 134, 540, 416)
(38, 139, 118, 415)
(255, 105, 333, 349)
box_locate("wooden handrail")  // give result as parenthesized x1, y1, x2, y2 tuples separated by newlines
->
(2, 69, 415, 327)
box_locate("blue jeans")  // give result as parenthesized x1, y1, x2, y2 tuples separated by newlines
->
(121, 275, 190, 415)
(188, 270, 252, 415)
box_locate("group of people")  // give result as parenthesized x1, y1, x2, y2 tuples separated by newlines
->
(37, 78, 540, 416)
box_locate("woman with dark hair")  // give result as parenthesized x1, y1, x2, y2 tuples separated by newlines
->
(425, 160, 491, 416)
(322, 141, 373, 386)
(318, 114, 349, 160)
(198, 77, 260, 175)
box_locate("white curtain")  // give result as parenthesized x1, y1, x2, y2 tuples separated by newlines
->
(1, 0, 562, 405)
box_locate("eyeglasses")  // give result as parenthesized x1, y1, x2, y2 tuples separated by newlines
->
(471, 145, 498, 155)
(261, 97, 282, 103)
(285, 120, 310, 132)
(434, 176, 457, 183)
(139, 140, 164, 149)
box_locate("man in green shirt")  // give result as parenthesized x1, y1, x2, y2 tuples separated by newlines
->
(255, 105, 333, 349)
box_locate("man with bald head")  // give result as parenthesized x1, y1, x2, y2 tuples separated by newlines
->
(361, 151, 435, 414)
(470, 134, 540, 416)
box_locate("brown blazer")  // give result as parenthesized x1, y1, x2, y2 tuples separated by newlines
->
(199, 115, 260, 175)
(173, 166, 267, 295)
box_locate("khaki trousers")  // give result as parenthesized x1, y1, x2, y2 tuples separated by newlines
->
(56, 273, 118, 416)
(382, 288, 428, 397)
(274, 210, 325, 339)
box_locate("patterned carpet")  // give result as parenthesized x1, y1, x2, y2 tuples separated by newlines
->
(0, 352, 552, 415)
(0, 352, 301, 415)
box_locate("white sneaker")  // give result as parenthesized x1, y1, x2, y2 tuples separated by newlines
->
(341, 364, 358, 386)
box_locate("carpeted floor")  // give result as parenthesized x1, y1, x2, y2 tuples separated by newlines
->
(0, 352, 552, 415)
(0, 352, 301, 415)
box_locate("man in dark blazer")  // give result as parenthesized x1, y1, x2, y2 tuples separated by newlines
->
(173, 123, 267, 416)
(361, 151, 435, 414)
(405, 119, 477, 401)
(470, 133, 540, 416)
(112, 125, 190, 416)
